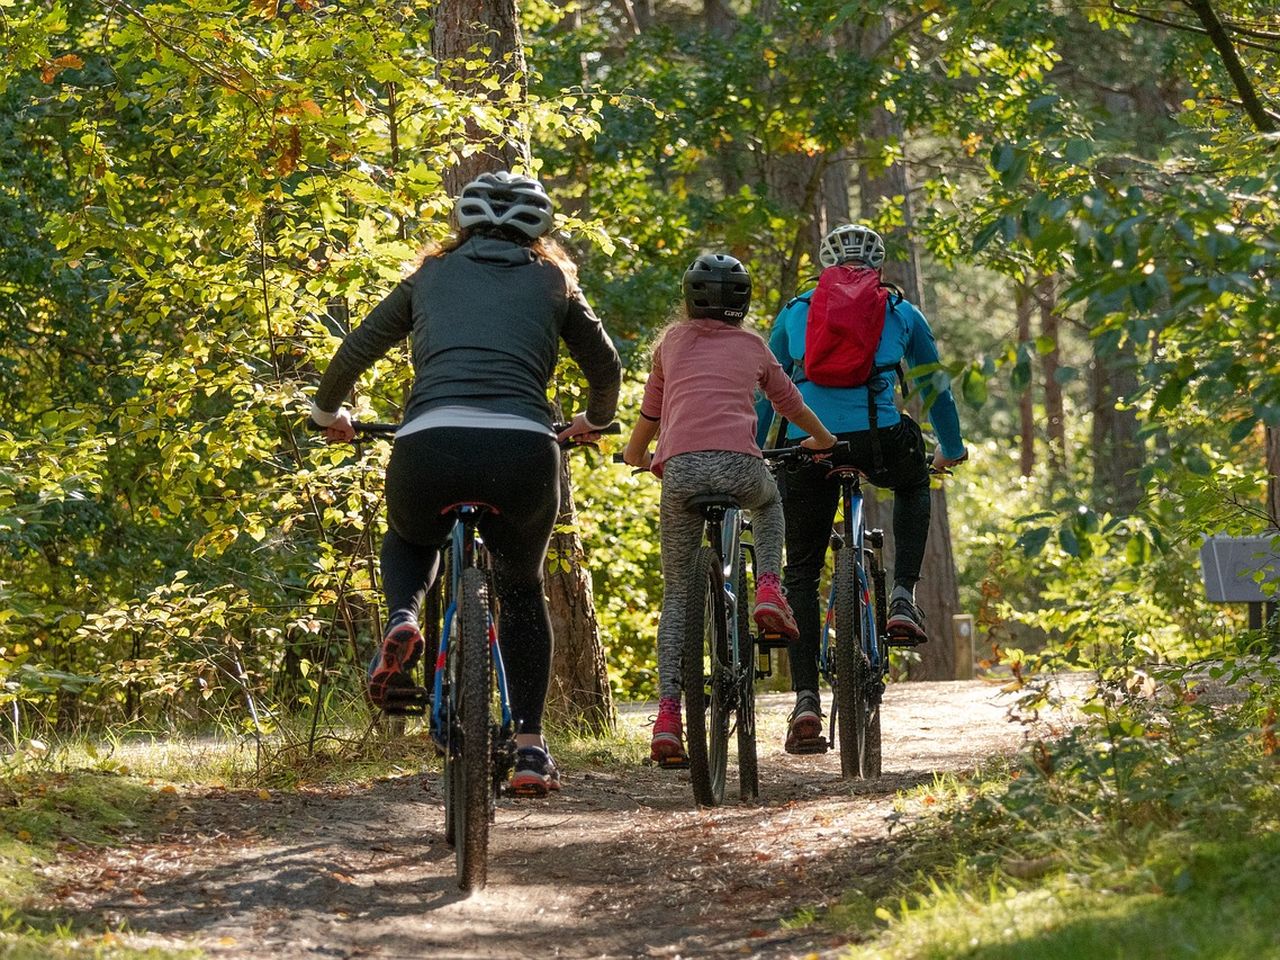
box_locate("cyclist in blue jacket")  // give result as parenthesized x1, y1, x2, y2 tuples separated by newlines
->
(755, 223, 967, 754)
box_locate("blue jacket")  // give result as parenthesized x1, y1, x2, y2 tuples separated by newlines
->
(753, 292, 966, 460)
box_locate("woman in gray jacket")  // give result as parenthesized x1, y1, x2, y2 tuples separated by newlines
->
(311, 171, 621, 796)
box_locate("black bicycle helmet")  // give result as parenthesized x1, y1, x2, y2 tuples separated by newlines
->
(454, 170, 554, 239)
(682, 253, 751, 322)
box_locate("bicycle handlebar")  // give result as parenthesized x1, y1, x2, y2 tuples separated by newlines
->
(307, 418, 620, 446)
(761, 441, 851, 465)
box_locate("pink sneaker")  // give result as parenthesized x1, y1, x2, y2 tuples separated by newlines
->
(650, 697, 687, 765)
(753, 573, 799, 639)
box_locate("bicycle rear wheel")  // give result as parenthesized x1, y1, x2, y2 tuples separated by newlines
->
(453, 567, 492, 890)
(683, 547, 729, 806)
(734, 552, 758, 801)
(831, 546, 867, 779)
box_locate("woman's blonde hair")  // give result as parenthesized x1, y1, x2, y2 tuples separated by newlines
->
(418, 226, 581, 292)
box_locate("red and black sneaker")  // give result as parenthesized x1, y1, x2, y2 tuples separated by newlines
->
(510, 745, 561, 798)
(367, 622, 424, 709)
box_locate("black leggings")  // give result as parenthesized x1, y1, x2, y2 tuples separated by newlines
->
(779, 415, 932, 693)
(382, 427, 561, 736)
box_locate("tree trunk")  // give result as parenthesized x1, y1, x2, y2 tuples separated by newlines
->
(1267, 426, 1280, 531)
(856, 17, 961, 680)
(432, 0, 530, 195)
(1090, 334, 1144, 515)
(545, 455, 615, 733)
(434, 1, 614, 729)
(1016, 281, 1036, 478)
(1037, 274, 1066, 478)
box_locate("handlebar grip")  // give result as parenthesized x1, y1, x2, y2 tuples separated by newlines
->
(553, 421, 622, 436)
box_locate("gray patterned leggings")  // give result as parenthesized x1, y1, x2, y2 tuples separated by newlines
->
(657, 451, 784, 701)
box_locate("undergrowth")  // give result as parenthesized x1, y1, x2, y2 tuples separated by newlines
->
(835, 650, 1280, 959)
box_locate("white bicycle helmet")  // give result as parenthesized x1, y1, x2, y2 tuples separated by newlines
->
(454, 170, 554, 240)
(819, 223, 886, 269)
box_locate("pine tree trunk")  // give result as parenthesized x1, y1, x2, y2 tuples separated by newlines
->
(545, 454, 615, 734)
(1016, 281, 1036, 478)
(1090, 336, 1144, 515)
(1037, 274, 1066, 478)
(434, 1, 614, 729)
(432, 0, 529, 195)
(1267, 426, 1280, 530)
(855, 24, 962, 679)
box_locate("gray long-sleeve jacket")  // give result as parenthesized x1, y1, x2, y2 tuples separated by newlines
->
(314, 236, 621, 428)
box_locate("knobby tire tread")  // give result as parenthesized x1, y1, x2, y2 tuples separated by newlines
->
(683, 548, 728, 806)
(457, 567, 492, 890)
(832, 547, 865, 779)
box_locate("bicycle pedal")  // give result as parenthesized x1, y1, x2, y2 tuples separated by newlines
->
(382, 686, 431, 715)
(656, 756, 691, 770)
(884, 633, 928, 648)
(785, 737, 829, 755)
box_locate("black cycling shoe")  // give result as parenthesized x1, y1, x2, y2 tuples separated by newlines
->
(886, 596, 928, 644)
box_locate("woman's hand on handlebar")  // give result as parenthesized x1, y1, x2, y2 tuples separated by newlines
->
(318, 408, 356, 443)
(556, 412, 607, 445)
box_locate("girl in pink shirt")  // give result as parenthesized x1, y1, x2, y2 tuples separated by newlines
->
(622, 254, 836, 765)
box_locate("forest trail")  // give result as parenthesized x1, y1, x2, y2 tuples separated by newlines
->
(55, 679, 1058, 959)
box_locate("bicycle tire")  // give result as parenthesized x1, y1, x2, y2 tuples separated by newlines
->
(863, 555, 884, 779)
(683, 547, 729, 806)
(455, 566, 492, 890)
(831, 546, 866, 779)
(735, 552, 758, 801)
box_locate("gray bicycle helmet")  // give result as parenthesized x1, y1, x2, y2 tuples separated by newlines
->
(683, 253, 752, 322)
(819, 223, 885, 268)
(454, 170, 554, 240)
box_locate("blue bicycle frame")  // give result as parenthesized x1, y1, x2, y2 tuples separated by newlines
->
(429, 506, 513, 745)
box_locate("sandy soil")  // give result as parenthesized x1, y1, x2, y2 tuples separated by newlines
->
(55, 679, 1057, 959)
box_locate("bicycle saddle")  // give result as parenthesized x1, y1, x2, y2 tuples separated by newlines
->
(688, 493, 740, 511)
(825, 465, 867, 481)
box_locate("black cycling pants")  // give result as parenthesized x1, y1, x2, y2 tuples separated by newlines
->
(382, 427, 561, 736)
(778, 415, 932, 693)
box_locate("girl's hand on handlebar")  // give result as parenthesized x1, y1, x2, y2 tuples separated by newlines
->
(556, 412, 605, 445)
(621, 443, 653, 470)
(799, 429, 839, 458)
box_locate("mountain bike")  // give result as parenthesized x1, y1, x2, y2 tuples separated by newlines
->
(767, 446, 956, 779)
(615, 445, 855, 806)
(317, 418, 616, 890)
(612, 454, 764, 806)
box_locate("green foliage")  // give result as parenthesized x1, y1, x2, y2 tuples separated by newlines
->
(840, 647, 1280, 958)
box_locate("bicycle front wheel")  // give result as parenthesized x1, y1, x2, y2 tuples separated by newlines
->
(453, 566, 493, 890)
(683, 547, 729, 806)
(832, 546, 868, 780)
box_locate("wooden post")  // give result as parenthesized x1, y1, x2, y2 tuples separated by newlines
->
(952, 614, 974, 680)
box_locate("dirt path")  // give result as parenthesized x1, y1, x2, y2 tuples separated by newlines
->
(59, 680, 1050, 959)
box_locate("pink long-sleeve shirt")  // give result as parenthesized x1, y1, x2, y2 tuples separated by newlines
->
(640, 319, 807, 477)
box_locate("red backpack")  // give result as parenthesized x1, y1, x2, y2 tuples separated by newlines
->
(802, 264, 898, 387)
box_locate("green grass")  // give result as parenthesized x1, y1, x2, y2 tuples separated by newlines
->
(827, 688, 1280, 960)
(0, 765, 201, 959)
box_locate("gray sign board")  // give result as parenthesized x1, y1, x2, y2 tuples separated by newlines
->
(1199, 535, 1280, 602)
